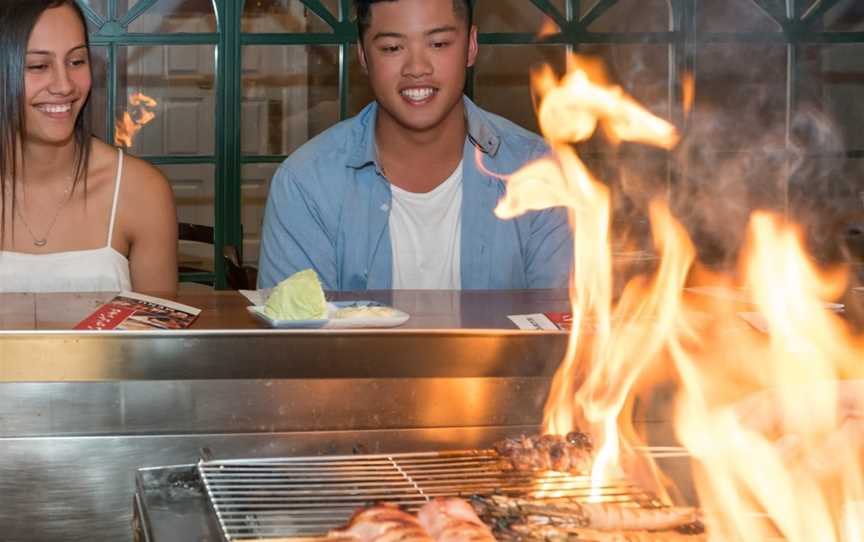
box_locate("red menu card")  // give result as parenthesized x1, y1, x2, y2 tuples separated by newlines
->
(75, 292, 200, 330)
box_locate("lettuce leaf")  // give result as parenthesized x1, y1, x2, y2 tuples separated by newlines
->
(264, 269, 327, 320)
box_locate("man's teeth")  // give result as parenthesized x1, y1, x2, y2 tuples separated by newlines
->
(37, 103, 72, 113)
(401, 88, 434, 101)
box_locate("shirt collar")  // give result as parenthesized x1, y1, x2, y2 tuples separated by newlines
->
(346, 96, 501, 170)
(463, 96, 501, 157)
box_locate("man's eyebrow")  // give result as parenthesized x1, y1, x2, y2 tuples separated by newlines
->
(26, 44, 88, 55)
(371, 26, 458, 41)
(372, 31, 405, 41)
(427, 26, 458, 35)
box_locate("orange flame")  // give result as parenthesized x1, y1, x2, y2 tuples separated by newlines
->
(499, 52, 864, 538)
(672, 214, 863, 541)
(682, 72, 695, 120)
(537, 19, 559, 39)
(496, 54, 683, 500)
(114, 92, 158, 148)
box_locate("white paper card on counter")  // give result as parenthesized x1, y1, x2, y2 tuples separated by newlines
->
(508, 313, 559, 330)
(239, 289, 271, 306)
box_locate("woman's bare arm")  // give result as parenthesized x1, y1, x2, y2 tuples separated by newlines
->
(120, 154, 178, 297)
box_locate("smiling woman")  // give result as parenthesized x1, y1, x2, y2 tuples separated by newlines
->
(0, 0, 178, 295)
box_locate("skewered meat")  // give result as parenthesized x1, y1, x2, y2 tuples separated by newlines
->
(418, 497, 496, 542)
(508, 524, 706, 542)
(472, 495, 699, 532)
(330, 503, 435, 542)
(575, 502, 698, 531)
(494, 433, 594, 473)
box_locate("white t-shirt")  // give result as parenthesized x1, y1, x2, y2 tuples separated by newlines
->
(389, 161, 463, 289)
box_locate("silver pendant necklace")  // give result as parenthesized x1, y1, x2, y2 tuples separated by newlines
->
(12, 179, 73, 247)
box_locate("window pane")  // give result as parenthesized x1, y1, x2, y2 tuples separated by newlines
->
(118, 0, 142, 18)
(790, 158, 862, 218)
(157, 164, 216, 272)
(127, 0, 216, 33)
(825, 0, 864, 31)
(115, 45, 216, 156)
(584, 0, 669, 32)
(475, 0, 567, 32)
(691, 44, 787, 151)
(697, 0, 782, 33)
(77, 0, 108, 19)
(241, 163, 281, 267)
(788, 156, 864, 265)
(242, 45, 340, 156)
(242, 0, 339, 33)
(348, 44, 377, 117)
(473, 45, 566, 134)
(800, 44, 864, 150)
(794, 44, 864, 254)
(87, 46, 109, 142)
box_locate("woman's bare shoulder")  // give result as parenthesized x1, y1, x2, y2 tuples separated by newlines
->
(90, 140, 175, 236)
(91, 140, 172, 201)
(123, 153, 171, 195)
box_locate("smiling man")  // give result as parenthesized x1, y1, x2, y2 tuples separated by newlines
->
(258, 0, 572, 290)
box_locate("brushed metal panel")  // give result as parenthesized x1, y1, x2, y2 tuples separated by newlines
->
(0, 378, 550, 436)
(0, 332, 568, 381)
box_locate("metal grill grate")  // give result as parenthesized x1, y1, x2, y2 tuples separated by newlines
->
(198, 450, 664, 541)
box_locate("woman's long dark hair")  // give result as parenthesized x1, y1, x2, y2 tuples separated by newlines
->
(0, 0, 93, 246)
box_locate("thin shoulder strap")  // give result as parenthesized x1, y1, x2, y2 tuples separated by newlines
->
(106, 147, 124, 248)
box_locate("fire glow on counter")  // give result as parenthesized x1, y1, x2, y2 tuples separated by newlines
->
(495, 55, 864, 541)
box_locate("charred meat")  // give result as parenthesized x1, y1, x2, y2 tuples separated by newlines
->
(494, 433, 594, 473)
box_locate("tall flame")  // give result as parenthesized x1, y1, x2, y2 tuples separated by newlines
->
(498, 53, 864, 539)
(496, 55, 682, 500)
(114, 92, 158, 148)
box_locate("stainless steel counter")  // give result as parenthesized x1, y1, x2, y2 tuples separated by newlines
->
(0, 289, 686, 541)
(0, 327, 574, 542)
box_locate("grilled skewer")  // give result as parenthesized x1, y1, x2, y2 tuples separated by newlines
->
(473, 495, 700, 532)
(495, 433, 594, 473)
(506, 525, 707, 542)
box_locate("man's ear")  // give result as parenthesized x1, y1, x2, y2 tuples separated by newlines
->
(466, 25, 478, 68)
(358, 40, 369, 73)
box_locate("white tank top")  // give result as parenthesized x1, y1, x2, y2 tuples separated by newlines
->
(0, 148, 132, 293)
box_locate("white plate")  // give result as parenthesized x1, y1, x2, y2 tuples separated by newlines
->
(247, 301, 410, 329)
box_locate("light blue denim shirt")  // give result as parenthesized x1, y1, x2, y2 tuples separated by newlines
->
(257, 97, 573, 291)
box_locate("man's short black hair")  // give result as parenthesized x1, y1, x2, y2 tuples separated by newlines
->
(354, 0, 474, 40)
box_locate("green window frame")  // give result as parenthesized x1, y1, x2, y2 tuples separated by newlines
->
(78, 0, 864, 288)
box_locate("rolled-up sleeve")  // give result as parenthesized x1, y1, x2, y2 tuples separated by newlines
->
(257, 164, 339, 289)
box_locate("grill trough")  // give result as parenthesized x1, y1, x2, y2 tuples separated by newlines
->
(196, 449, 681, 541)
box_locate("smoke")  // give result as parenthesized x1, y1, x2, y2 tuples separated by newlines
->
(571, 0, 856, 272)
